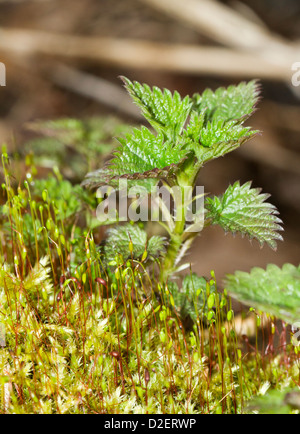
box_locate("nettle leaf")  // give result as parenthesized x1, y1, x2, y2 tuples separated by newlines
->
(103, 224, 166, 264)
(81, 167, 121, 189)
(184, 81, 260, 164)
(183, 110, 206, 144)
(193, 80, 260, 124)
(83, 126, 192, 191)
(81, 167, 157, 192)
(111, 126, 189, 177)
(199, 119, 254, 149)
(205, 181, 283, 249)
(122, 77, 192, 141)
(225, 264, 300, 324)
(84, 78, 260, 191)
(186, 119, 258, 165)
(170, 273, 216, 323)
(248, 388, 300, 415)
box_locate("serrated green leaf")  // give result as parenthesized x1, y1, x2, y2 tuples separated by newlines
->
(103, 224, 166, 264)
(185, 120, 258, 165)
(111, 126, 189, 176)
(83, 126, 193, 190)
(225, 263, 300, 324)
(122, 77, 192, 141)
(81, 166, 158, 192)
(183, 110, 206, 144)
(206, 181, 283, 250)
(170, 273, 214, 323)
(184, 81, 260, 164)
(83, 79, 261, 188)
(248, 388, 298, 414)
(199, 119, 254, 149)
(193, 80, 260, 124)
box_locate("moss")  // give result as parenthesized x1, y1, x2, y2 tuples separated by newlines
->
(0, 149, 298, 414)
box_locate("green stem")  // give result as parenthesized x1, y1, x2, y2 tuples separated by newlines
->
(160, 160, 201, 283)
(161, 204, 186, 282)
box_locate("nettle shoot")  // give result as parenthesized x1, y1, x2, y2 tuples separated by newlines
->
(84, 78, 283, 282)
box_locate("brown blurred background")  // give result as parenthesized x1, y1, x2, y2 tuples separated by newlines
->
(0, 0, 300, 281)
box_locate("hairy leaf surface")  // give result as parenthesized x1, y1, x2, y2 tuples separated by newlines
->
(83, 126, 193, 191)
(205, 182, 283, 249)
(170, 273, 217, 323)
(84, 78, 261, 189)
(122, 77, 192, 140)
(193, 80, 260, 124)
(111, 126, 189, 176)
(103, 224, 166, 263)
(185, 80, 260, 163)
(248, 388, 300, 415)
(225, 264, 300, 324)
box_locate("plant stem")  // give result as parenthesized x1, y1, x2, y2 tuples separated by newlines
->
(160, 160, 201, 282)
(160, 205, 186, 282)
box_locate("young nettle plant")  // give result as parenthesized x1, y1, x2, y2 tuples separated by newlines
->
(84, 78, 283, 282)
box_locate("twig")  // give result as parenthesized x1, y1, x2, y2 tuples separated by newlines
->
(137, 0, 291, 52)
(50, 64, 143, 120)
(0, 28, 295, 81)
(0, 0, 47, 2)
